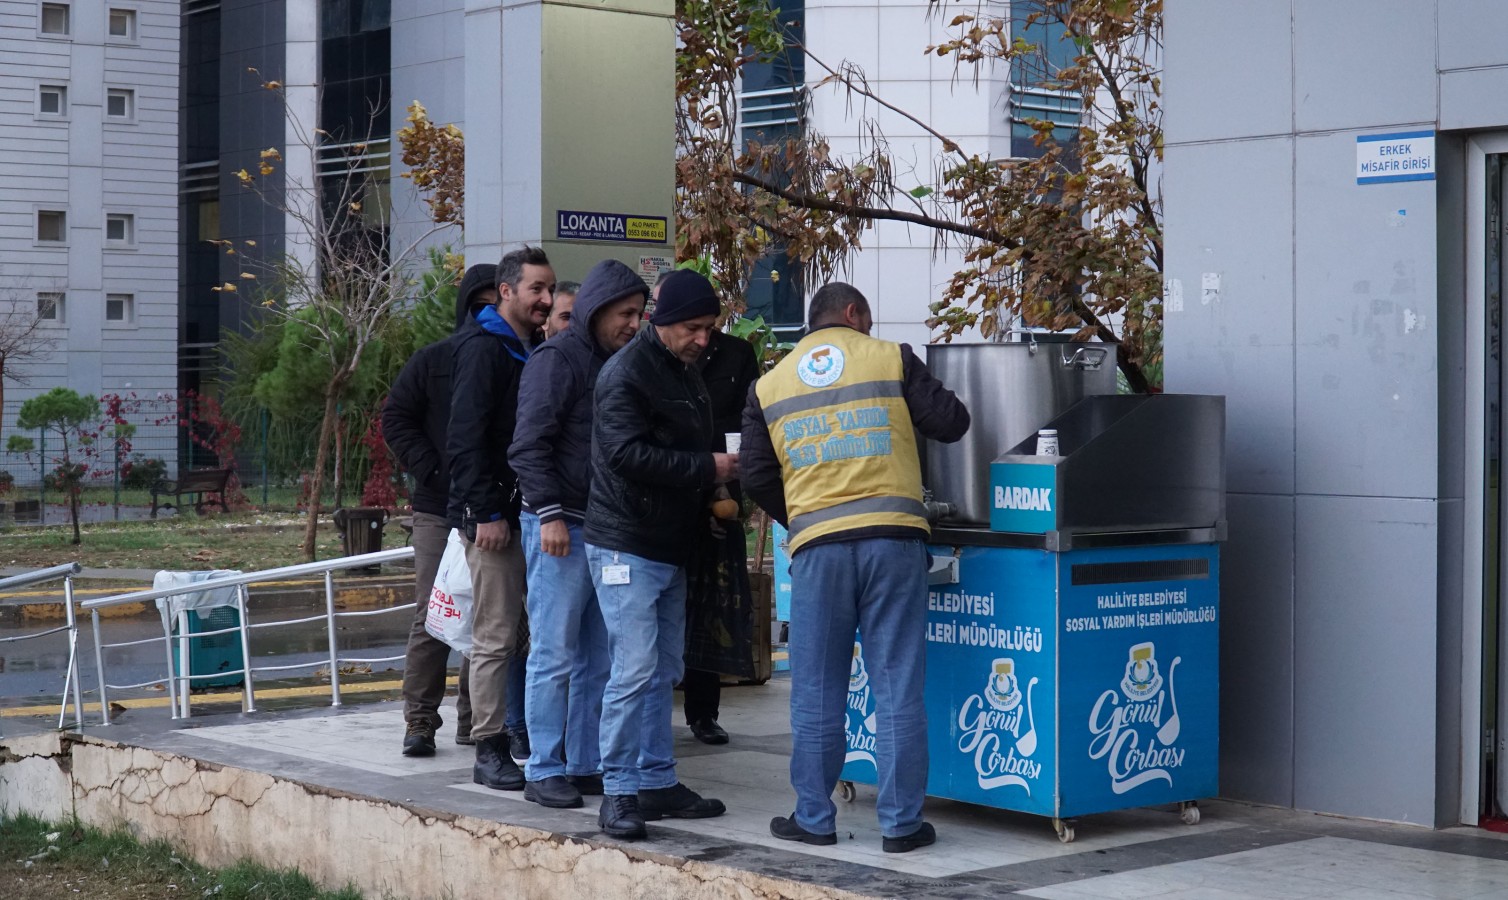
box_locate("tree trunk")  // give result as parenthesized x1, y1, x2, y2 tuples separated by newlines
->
(0, 359, 7, 453)
(333, 414, 344, 509)
(302, 385, 343, 560)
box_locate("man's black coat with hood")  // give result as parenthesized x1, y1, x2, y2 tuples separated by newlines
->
(446, 276, 535, 531)
(511, 259, 647, 525)
(381, 264, 496, 518)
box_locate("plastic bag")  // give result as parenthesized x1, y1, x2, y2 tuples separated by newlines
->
(425, 528, 475, 657)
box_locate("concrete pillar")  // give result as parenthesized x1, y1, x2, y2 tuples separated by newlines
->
(464, 0, 676, 283)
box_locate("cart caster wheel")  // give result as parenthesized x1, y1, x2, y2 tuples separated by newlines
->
(1179, 801, 1200, 825)
(838, 780, 856, 803)
(1052, 818, 1075, 843)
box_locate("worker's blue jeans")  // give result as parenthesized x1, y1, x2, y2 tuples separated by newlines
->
(521, 513, 609, 780)
(587, 545, 685, 795)
(788, 537, 929, 838)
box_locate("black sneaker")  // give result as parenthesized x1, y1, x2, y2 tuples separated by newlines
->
(508, 726, 531, 762)
(402, 721, 436, 758)
(769, 814, 837, 846)
(599, 794, 647, 840)
(882, 822, 936, 854)
(472, 734, 525, 790)
(525, 775, 584, 809)
(455, 724, 474, 746)
(566, 773, 605, 796)
(688, 717, 729, 745)
(638, 783, 726, 820)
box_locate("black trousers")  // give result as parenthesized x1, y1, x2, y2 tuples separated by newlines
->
(681, 667, 721, 722)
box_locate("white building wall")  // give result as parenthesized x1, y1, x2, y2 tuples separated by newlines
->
(0, 0, 179, 460)
(389, 0, 464, 265)
(803, 1, 1005, 346)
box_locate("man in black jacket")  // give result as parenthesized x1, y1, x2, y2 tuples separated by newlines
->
(383, 263, 495, 757)
(447, 246, 554, 791)
(510, 258, 646, 810)
(584, 269, 735, 839)
(681, 328, 760, 744)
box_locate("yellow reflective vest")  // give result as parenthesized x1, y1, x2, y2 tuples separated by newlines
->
(755, 327, 927, 554)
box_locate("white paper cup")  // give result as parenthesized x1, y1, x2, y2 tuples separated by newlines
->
(725, 432, 742, 454)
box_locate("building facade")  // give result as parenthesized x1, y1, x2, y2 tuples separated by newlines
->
(0, 0, 180, 411)
(1163, 0, 1508, 827)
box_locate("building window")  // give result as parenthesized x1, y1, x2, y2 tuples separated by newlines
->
(107, 8, 137, 40)
(36, 210, 66, 243)
(105, 293, 134, 323)
(1008, 10, 1080, 159)
(106, 88, 135, 120)
(38, 84, 67, 117)
(105, 213, 134, 245)
(40, 2, 70, 35)
(37, 292, 65, 323)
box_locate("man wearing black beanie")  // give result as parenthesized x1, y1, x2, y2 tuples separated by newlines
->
(383, 262, 495, 757)
(583, 268, 734, 839)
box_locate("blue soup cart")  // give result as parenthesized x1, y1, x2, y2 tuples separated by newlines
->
(838, 394, 1225, 842)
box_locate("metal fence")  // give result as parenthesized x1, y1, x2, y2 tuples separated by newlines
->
(80, 547, 416, 723)
(0, 397, 376, 520)
(0, 562, 85, 729)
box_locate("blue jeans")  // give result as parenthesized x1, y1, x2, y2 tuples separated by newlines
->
(587, 544, 685, 795)
(788, 538, 928, 838)
(521, 513, 609, 779)
(506, 651, 527, 732)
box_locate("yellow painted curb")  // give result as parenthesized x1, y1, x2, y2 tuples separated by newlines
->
(5, 579, 411, 621)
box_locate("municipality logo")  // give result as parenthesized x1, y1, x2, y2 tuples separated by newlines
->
(957, 657, 1041, 793)
(1088, 641, 1186, 795)
(797, 344, 845, 388)
(846, 643, 877, 765)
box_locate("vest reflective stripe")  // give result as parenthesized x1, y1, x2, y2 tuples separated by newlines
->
(762, 379, 905, 423)
(756, 329, 926, 554)
(788, 495, 930, 543)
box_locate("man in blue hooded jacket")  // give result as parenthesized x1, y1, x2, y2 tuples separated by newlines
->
(510, 258, 648, 809)
(447, 246, 554, 790)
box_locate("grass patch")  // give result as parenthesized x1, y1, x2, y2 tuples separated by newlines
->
(0, 812, 363, 899)
(0, 515, 377, 572)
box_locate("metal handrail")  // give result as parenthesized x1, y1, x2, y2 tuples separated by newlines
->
(81, 548, 415, 610)
(0, 562, 81, 591)
(86, 546, 416, 724)
(0, 563, 85, 729)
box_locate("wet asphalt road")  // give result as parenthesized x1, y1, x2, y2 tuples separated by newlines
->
(0, 605, 415, 705)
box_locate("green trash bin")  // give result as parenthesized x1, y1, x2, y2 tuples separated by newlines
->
(171, 605, 245, 690)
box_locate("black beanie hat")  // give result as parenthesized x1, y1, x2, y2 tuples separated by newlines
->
(649, 270, 720, 326)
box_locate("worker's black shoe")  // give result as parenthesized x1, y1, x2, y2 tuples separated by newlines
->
(455, 724, 474, 746)
(599, 794, 647, 840)
(882, 822, 936, 854)
(567, 773, 605, 796)
(401, 722, 436, 757)
(770, 814, 837, 846)
(524, 775, 583, 809)
(472, 734, 524, 790)
(638, 783, 726, 820)
(508, 726, 531, 761)
(688, 717, 729, 745)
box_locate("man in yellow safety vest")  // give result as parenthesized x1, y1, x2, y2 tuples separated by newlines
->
(740, 282, 969, 853)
